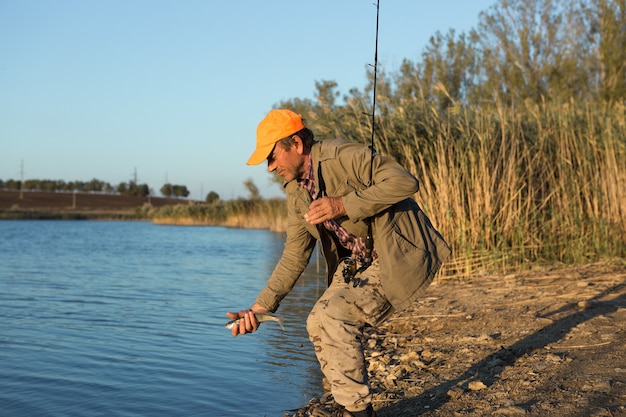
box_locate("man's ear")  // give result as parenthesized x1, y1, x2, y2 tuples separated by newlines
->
(292, 135, 305, 154)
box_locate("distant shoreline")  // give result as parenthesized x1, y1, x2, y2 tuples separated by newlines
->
(0, 190, 288, 232)
(0, 190, 189, 221)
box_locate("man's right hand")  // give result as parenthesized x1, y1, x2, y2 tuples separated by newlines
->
(305, 196, 347, 224)
(225, 304, 267, 336)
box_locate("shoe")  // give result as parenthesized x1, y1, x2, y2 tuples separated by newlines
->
(343, 404, 377, 417)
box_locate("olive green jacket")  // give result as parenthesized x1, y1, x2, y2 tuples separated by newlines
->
(255, 139, 451, 313)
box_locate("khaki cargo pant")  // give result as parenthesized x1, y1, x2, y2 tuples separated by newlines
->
(306, 259, 393, 412)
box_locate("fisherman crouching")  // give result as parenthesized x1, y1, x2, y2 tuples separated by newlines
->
(226, 109, 451, 417)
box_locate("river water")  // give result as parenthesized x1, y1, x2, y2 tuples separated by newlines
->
(0, 220, 327, 416)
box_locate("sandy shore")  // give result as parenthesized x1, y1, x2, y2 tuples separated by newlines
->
(287, 262, 626, 416)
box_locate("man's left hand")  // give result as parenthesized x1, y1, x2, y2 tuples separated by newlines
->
(305, 197, 346, 224)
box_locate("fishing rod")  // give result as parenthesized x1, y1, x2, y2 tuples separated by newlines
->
(363, 0, 380, 264)
(343, 0, 380, 286)
(368, 0, 380, 160)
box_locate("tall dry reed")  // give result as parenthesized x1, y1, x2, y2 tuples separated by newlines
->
(370, 97, 625, 275)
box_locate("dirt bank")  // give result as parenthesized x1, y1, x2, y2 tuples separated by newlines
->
(0, 190, 183, 211)
(289, 262, 626, 417)
(0, 190, 186, 219)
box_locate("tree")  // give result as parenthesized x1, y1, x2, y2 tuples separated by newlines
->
(86, 178, 105, 192)
(243, 178, 260, 200)
(205, 191, 220, 204)
(160, 183, 188, 198)
(118, 181, 150, 197)
(160, 183, 173, 197)
(473, 0, 568, 103)
(136, 183, 150, 197)
(414, 29, 478, 111)
(584, 0, 626, 101)
(471, 0, 626, 104)
(172, 185, 189, 198)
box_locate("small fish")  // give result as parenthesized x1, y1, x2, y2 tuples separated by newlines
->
(224, 312, 285, 331)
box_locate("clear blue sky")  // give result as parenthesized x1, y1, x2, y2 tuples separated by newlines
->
(0, 0, 495, 200)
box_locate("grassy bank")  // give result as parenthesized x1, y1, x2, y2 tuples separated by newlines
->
(144, 198, 288, 232)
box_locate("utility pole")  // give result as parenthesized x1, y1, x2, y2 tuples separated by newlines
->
(19, 159, 24, 200)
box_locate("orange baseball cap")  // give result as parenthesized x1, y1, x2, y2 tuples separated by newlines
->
(247, 109, 305, 165)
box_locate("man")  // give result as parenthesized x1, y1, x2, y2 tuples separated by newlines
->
(226, 109, 451, 417)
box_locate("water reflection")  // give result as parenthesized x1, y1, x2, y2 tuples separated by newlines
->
(260, 244, 328, 403)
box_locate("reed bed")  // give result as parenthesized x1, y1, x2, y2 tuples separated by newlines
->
(368, 98, 626, 274)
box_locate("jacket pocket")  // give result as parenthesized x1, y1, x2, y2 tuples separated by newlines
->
(376, 200, 433, 274)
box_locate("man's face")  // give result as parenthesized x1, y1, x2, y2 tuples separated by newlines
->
(267, 139, 306, 182)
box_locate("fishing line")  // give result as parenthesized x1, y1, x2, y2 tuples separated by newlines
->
(343, 0, 380, 286)
(368, 0, 380, 161)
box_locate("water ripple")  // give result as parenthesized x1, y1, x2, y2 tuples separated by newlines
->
(0, 221, 324, 416)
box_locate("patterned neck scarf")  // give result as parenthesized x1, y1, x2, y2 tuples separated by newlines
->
(298, 154, 377, 263)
